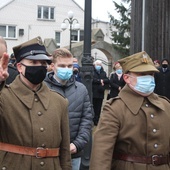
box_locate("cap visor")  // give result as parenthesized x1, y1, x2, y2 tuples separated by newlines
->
(130, 64, 159, 72)
(25, 54, 51, 64)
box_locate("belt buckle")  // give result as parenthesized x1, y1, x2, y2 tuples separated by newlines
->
(152, 154, 162, 166)
(36, 147, 45, 158)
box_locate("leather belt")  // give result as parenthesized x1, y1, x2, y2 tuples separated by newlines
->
(0, 142, 60, 158)
(113, 153, 170, 166)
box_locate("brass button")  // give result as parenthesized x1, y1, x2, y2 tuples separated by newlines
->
(35, 98, 38, 102)
(153, 129, 157, 133)
(40, 127, 44, 132)
(38, 112, 42, 116)
(154, 144, 158, 148)
(151, 114, 154, 118)
(145, 104, 149, 107)
(2, 167, 6, 170)
(40, 161, 45, 166)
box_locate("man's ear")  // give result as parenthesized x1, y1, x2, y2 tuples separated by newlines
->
(16, 63, 22, 73)
(123, 74, 129, 84)
(50, 63, 55, 71)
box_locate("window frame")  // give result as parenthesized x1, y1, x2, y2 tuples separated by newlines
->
(55, 31, 61, 47)
(71, 30, 84, 42)
(37, 6, 55, 21)
(0, 25, 17, 39)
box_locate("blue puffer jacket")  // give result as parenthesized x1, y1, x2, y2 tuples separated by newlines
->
(44, 72, 93, 158)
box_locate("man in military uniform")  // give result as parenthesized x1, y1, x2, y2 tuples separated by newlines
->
(90, 51, 170, 170)
(0, 37, 71, 170)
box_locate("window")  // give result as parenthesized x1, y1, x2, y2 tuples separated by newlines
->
(71, 30, 84, 42)
(0, 25, 16, 38)
(37, 6, 55, 20)
(55, 32, 61, 47)
(71, 30, 78, 41)
(79, 30, 84, 41)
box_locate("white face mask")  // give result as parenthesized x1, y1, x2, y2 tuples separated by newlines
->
(129, 75, 155, 95)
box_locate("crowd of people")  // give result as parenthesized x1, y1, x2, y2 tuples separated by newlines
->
(0, 35, 170, 170)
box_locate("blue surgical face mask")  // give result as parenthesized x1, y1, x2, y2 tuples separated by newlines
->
(56, 67, 73, 80)
(95, 65, 101, 71)
(116, 69, 122, 74)
(130, 75, 155, 95)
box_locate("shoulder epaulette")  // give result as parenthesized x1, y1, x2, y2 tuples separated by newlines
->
(49, 89, 66, 99)
(107, 96, 120, 105)
(158, 95, 170, 103)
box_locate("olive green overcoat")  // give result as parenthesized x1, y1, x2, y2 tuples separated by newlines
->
(0, 76, 71, 170)
(90, 84, 170, 170)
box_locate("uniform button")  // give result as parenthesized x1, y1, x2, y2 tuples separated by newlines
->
(35, 98, 38, 102)
(40, 161, 45, 166)
(145, 104, 149, 107)
(40, 127, 44, 132)
(38, 112, 42, 116)
(2, 167, 6, 170)
(41, 143, 46, 147)
(153, 129, 157, 133)
(154, 144, 158, 148)
(151, 114, 154, 118)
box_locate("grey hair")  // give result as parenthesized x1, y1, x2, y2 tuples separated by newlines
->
(94, 60, 102, 65)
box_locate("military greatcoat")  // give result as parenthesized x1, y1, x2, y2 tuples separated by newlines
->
(0, 76, 71, 170)
(90, 84, 170, 170)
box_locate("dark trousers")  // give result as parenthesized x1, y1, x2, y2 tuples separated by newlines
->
(93, 98, 103, 125)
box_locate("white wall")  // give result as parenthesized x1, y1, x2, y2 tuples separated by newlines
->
(0, 0, 84, 54)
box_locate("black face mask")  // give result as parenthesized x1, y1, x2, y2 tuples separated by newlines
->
(73, 70, 79, 74)
(21, 63, 47, 85)
(162, 64, 168, 68)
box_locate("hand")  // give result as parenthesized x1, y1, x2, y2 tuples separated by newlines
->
(101, 79, 104, 86)
(70, 143, 77, 154)
(0, 53, 9, 82)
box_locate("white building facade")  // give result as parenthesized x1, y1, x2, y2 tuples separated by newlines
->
(0, 0, 118, 77)
(0, 0, 84, 54)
